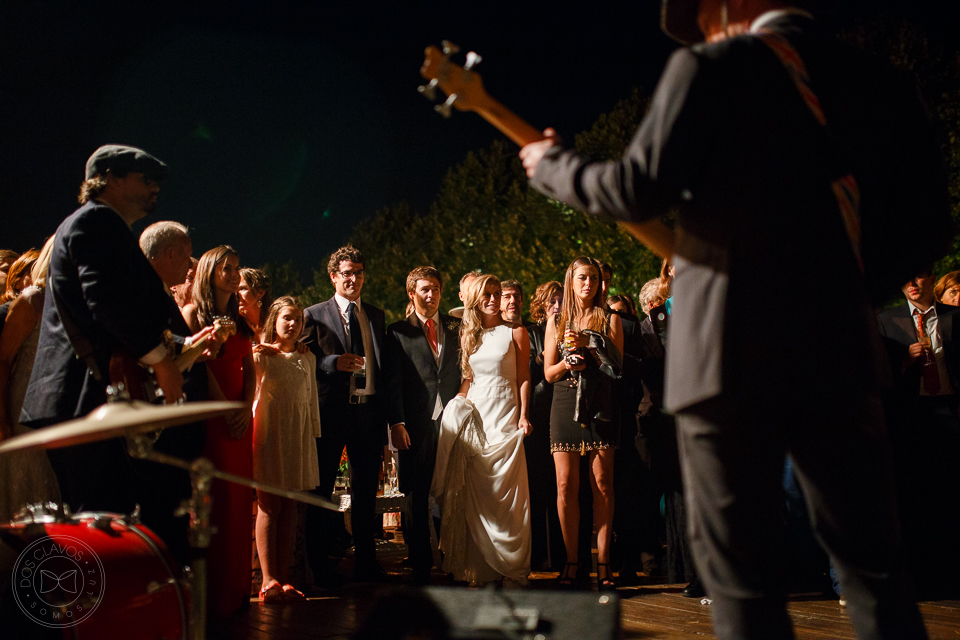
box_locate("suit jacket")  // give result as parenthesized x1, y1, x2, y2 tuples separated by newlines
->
(532, 14, 948, 412)
(877, 302, 959, 400)
(153, 294, 209, 460)
(21, 201, 172, 427)
(384, 313, 462, 444)
(301, 296, 386, 417)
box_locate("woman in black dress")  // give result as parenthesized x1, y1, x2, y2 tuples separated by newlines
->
(543, 257, 623, 589)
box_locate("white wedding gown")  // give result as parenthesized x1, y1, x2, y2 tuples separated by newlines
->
(432, 324, 531, 585)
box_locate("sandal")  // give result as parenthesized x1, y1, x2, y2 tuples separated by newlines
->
(282, 584, 306, 601)
(557, 562, 579, 590)
(597, 563, 617, 592)
(259, 582, 285, 604)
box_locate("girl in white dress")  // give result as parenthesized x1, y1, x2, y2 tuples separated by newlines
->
(433, 274, 533, 586)
(252, 296, 321, 602)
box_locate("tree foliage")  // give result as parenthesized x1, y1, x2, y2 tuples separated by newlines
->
(840, 15, 960, 272)
(264, 14, 960, 318)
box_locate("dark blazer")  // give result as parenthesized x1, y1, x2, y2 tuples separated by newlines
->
(877, 302, 959, 399)
(21, 201, 172, 427)
(154, 294, 209, 460)
(531, 14, 948, 413)
(301, 296, 386, 412)
(384, 313, 462, 441)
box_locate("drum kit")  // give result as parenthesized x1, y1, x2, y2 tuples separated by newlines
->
(0, 396, 340, 640)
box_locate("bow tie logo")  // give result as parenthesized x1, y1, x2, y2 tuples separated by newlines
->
(39, 569, 78, 594)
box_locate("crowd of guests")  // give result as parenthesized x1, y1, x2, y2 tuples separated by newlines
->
(1, 143, 959, 628)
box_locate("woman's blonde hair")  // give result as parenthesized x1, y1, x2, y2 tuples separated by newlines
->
(459, 273, 501, 380)
(261, 296, 304, 345)
(556, 257, 606, 335)
(31, 236, 56, 290)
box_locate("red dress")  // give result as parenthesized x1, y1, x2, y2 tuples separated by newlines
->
(203, 332, 254, 617)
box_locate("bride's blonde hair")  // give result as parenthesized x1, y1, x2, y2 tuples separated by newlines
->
(459, 273, 501, 380)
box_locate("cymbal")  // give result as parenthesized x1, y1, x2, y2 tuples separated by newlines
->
(0, 400, 244, 454)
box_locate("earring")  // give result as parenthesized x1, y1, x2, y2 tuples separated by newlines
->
(257, 300, 262, 308)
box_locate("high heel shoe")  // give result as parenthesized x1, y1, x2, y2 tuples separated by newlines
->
(597, 563, 617, 592)
(557, 562, 579, 590)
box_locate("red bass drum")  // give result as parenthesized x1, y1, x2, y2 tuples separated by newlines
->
(0, 504, 188, 639)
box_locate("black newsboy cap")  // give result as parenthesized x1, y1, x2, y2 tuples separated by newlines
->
(85, 144, 169, 181)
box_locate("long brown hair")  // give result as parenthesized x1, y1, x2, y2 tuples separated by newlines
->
(192, 245, 252, 336)
(261, 296, 304, 345)
(459, 274, 501, 380)
(240, 267, 272, 328)
(557, 257, 606, 334)
(529, 281, 562, 324)
(1, 249, 39, 303)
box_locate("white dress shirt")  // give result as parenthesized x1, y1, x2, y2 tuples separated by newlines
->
(907, 301, 952, 396)
(334, 293, 376, 396)
(416, 310, 445, 420)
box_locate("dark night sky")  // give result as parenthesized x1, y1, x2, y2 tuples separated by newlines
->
(2, 1, 958, 275)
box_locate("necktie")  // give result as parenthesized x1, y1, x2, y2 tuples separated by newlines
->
(914, 308, 941, 395)
(425, 318, 439, 356)
(348, 302, 366, 390)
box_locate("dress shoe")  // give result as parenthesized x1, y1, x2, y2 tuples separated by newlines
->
(681, 578, 706, 598)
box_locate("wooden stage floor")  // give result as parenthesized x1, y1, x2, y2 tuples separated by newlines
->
(213, 535, 960, 639)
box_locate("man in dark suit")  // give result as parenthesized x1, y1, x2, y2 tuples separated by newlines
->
(878, 270, 960, 598)
(21, 145, 184, 515)
(138, 220, 214, 563)
(521, 2, 950, 637)
(301, 244, 388, 582)
(384, 266, 461, 584)
(598, 262, 662, 583)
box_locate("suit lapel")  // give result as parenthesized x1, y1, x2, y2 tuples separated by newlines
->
(321, 298, 347, 352)
(892, 305, 917, 343)
(439, 315, 460, 372)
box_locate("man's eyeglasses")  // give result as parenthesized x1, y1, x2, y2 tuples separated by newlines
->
(338, 270, 365, 280)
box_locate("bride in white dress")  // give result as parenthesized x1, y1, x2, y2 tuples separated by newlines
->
(432, 274, 533, 586)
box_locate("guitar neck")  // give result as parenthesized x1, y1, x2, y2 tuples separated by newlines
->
(474, 97, 545, 147)
(174, 341, 206, 372)
(475, 98, 674, 258)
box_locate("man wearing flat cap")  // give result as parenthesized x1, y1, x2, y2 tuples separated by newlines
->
(21, 144, 188, 515)
(521, 1, 951, 638)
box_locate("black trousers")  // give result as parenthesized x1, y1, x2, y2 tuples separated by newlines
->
(676, 392, 927, 640)
(307, 401, 384, 573)
(397, 417, 440, 576)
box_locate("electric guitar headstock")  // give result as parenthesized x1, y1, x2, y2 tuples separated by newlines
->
(418, 41, 675, 259)
(419, 41, 544, 146)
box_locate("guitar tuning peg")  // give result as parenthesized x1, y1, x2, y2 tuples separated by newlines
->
(418, 78, 439, 101)
(435, 93, 457, 118)
(441, 40, 460, 56)
(464, 51, 482, 71)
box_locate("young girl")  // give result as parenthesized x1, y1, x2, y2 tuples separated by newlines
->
(253, 296, 321, 602)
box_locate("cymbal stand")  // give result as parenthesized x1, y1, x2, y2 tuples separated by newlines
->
(125, 431, 341, 640)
